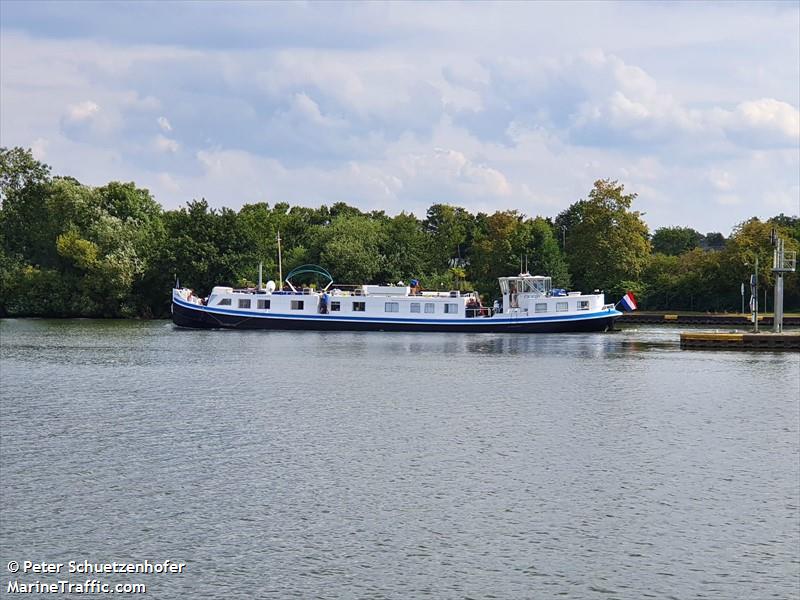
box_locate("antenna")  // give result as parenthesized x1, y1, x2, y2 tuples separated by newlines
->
(277, 231, 283, 291)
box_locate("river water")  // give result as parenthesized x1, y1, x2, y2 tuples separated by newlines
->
(1, 319, 798, 599)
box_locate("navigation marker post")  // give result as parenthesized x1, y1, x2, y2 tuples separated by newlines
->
(772, 234, 797, 334)
(740, 282, 745, 315)
(750, 255, 758, 333)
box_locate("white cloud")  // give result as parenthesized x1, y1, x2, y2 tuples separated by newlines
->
(400, 147, 511, 199)
(157, 172, 181, 192)
(157, 116, 172, 132)
(1, 3, 798, 235)
(708, 170, 734, 192)
(727, 98, 800, 145)
(66, 100, 100, 122)
(31, 137, 49, 160)
(715, 194, 742, 206)
(153, 134, 179, 153)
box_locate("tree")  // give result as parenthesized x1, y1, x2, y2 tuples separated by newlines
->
(565, 179, 651, 292)
(769, 213, 800, 243)
(469, 210, 521, 296)
(0, 147, 50, 205)
(523, 217, 570, 287)
(651, 226, 702, 256)
(423, 204, 475, 271)
(318, 215, 385, 284)
(379, 212, 428, 282)
(721, 218, 800, 310)
(466, 211, 568, 297)
(554, 200, 586, 253)
(700, 232, 726, 251)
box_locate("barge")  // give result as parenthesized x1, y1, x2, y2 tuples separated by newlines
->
(172, 266, 621, 333)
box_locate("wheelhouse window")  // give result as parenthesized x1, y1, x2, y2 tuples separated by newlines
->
(257, 299, 270, 310)
(217, 298, 231, 306)
(424, 303, 435, 314)
(238, 299, 251, 309)
(330, 301, 341, 312)
(535, 303, 548, 313)
(444, 303, 459, 314)
(353, 302, 366, 312)
(578, 300, 590, 311)
(291, 300, 304, 310)
(556, 301, 569, 312)
(385, 302, 400, 313)
(410, 302, 421, 313)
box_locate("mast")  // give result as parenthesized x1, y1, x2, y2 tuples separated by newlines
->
(258, 262, 263, 290)
(277, 231, 283, 291)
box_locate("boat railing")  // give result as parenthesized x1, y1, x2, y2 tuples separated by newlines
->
(466, 307, 494, 318)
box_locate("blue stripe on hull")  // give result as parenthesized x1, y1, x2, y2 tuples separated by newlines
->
(172, 298, 621, 333)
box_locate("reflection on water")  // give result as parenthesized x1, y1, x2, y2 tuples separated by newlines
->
(1, 319, 798, 599)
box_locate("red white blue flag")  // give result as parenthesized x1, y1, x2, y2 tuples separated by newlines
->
(620, 292, 638, 311)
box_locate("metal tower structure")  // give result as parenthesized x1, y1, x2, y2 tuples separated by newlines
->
(772, 232, 797, 333)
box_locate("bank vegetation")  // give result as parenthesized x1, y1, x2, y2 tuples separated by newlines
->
(1, 147, 797, 318)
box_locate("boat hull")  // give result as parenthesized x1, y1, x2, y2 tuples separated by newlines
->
(172, 298, 620, 333)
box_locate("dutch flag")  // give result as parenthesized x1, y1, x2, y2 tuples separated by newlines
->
(619, 292, 638, 311)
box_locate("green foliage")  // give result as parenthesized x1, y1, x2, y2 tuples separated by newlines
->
(720, 218, 800, 309)
(56, 229, 99, 269)
(424, 204, 475, 270)
(0, 149, 167, 317)
(651, 226, 702, 256)
(380, 212, 429, 282)
(769, 214, 800, 242)
(467, 211, 569, 298)
(565, 179, 651, 292)
(2, 145, 799, 316)
(700, 232, 726, 251)
(0, 147, 50, 204)
(640, 249, 728, 311)
(319, 215, 385, 283)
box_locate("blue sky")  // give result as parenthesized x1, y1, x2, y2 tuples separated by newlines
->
(1, 1, 798, 234)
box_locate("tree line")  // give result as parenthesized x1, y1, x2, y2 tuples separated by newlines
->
(1, 146, 798, 318)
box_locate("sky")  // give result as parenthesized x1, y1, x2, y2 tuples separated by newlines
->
(1, 1, 798, 234)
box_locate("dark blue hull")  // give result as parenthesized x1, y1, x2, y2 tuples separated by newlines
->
(172, 300, 620, 333)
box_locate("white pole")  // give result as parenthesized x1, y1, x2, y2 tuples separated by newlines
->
(740, 282, 744, 315)
(258, 262, 263, 290)
(277, 231, 283, 291)
(754, 255, 759, 333)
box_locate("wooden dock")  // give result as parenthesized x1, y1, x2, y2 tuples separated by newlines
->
(679, 331, 800, 350)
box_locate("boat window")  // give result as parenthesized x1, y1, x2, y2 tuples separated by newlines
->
(257, 299, 270, 310)
(331, 301, 341, 312)
(556, 301, 569, 312)
(535, 303, 547, 313)
(238, 299, 251, 309)
(424, 303, 435, 314)
(217, 298, 231, 306)
(444, 303, 459, 314)
(578, 300, 590, 311)
(410, 302, 421, 313)
(385, 302, 400, 313)
(353, 302, 366, 312)
(291, 300, 304, 310)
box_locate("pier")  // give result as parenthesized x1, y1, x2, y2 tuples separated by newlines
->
(679, 331, 800, 350)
